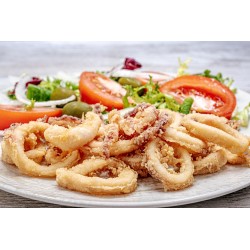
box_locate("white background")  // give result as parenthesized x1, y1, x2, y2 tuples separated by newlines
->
(0, 0, 250, 249)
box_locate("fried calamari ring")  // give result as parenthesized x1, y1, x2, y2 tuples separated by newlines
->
(10, 122, 80, 177)
(223, 149, 250, 166)
(193, 149, 227, 175)
(161, 110, 206, 153)
(162, 127, 206, 153)
(145, 139, 194, 191)
(44, 112, 101, 151)
(56, 158, 138, 195)
(1, 140, 14, 165)
(46, 115, 82, 127)
(182, 113, 249, 154)
(87, 140, 139, 157)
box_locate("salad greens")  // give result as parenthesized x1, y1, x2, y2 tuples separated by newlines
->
(37, 77, 79, 99)
(27, 77, 79, 102)
(39, 77, 78, 92)
(179, 98, 194, 115)
(177, 58, 191, 76)
(122, 76, 193, 114)
(233, 103, 250, 127)
(26, 84, 51, 102)
(7, 77, 79, 102)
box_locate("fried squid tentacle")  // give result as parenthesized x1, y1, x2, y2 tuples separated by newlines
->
(88, 109, 169, 157)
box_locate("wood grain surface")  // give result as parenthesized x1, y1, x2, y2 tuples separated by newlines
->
(0, 41, 249, 208)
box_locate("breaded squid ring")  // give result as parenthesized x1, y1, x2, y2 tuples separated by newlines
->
(223, 149, 250, 166)
(44, 112, 102, 151)
(56, 158, 138, 195)
(1, 127, 17, 165)
(193, 150, 227, 175)
(1, 140, 14, 165)
(145, 139, 194, 191)
(161, 110, 206, 153)
(162, 127, 206, 153)
(88, 140, 139, 157)
(10, 122, 80, 177)
(182, 113, 249, 154)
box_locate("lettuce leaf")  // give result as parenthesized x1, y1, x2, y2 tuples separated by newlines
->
(233, 103, 250, 127)
(177, 58, 191, 76)
(122, 76, 193, 114)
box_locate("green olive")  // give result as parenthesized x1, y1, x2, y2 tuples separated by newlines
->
(50, 87, 76, 100)
(62, 101, 92, 118)
(118, 77, 141, 87)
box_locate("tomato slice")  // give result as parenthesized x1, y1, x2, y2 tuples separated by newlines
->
(0, 105, 62, 130)
(79, 72, 126, 110)
(160, 75, 236, 119)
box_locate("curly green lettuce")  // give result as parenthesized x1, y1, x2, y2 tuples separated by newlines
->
(233, 103, 250, 127)
(122, 76, 193, 114)
(177, 58, 191, 76)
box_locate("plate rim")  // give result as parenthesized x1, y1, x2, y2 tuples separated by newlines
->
(0, 171, 250, 207)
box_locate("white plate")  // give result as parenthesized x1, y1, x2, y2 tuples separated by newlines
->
(0, 76, 250, 207)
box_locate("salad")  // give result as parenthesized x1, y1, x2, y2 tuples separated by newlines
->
(0, 58, 249, 130)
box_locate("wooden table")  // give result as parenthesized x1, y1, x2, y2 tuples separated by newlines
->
(0, 41, 249, 207)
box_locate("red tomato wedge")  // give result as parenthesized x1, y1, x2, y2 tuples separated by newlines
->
(160, 75, 236, 119)
(79, 72, 126, 110)
(0, 105, 62, 130)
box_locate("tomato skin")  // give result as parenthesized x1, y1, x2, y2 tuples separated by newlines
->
(79, 72, 125, 110)
(0, 105, 62, 130)
(160, 75, 236, 119)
